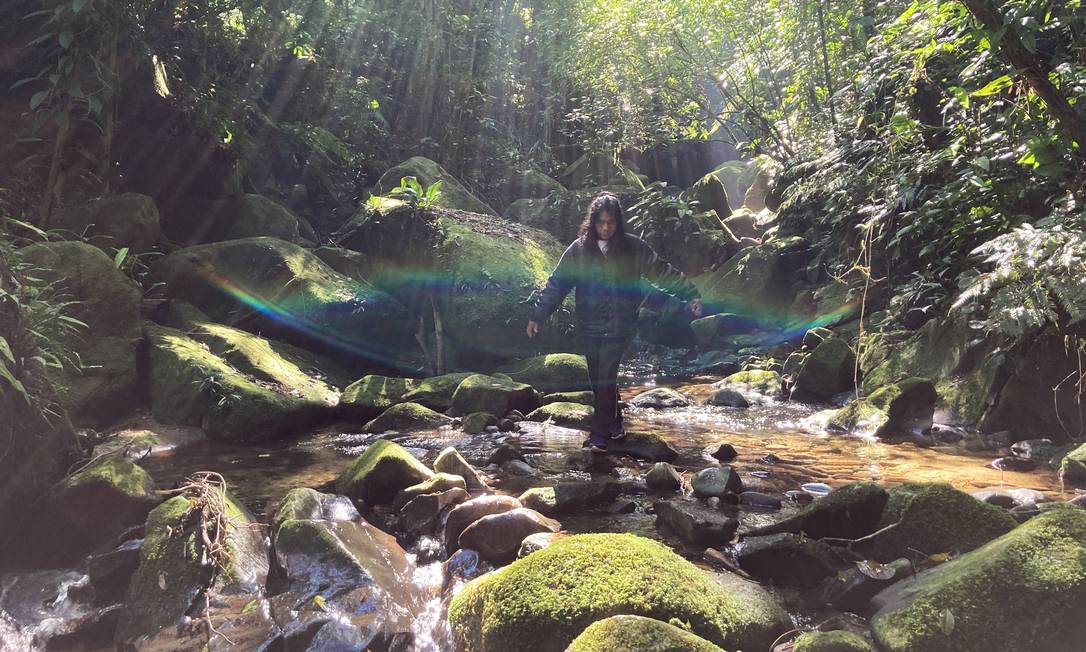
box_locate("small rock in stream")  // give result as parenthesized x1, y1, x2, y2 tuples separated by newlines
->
(740, 491, 782, 511)
(711, 443, 738, 462)
(645, 462, 683, 491)
(692, 466, 743, 499)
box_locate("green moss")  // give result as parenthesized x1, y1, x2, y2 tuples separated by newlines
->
(718, 370, 780, 394)
(402, 372, 475, 410)
(870, 483, 1016, 560)
(335, 439, 433, 504)
(462, 411, 498, 434)
(63, 457, 156, 497)
(451, 374, 538, 416)
(448, 533, 788, 652)
(526, 401, 593, 427)
(567, 615, 727, 652)
(1060, 443, 1086, 484)
(519, 487, 557, 514)
(375, 156, 497, 215)
(272, 488, 324, 533)
(363, 401, 452, 433)
(499, 354, 590, 393)
(543, 391, 595, 405)
(793, 630, 875, 652)
(871, 505, 1086, 652)
(396, 473, 467, 505)
(274, 518, 354, 566)
(342, 375, 419, 419)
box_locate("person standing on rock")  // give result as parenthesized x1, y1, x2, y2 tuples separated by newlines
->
(526, 192, 704, 449)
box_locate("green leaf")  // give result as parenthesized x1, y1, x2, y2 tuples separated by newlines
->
(0, 336, 15, 367)
(58, 30, 73, 49)
(940, 608, 955, 635)
(114, 247, 129, 268)
(0, 362, 30, 404)
(972, 75, 1012, 97)
(29, 90, 49, 109)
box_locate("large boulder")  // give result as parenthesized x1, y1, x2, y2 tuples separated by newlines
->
(363, 401, 453, 433)
(558, 153, 644, 191)
(335, 201, 572, 364)
(375, 156, 497, 215)
(504, 186, 640, 243)
(509, 169, 565, 201)
(525, 401, 593, 428)
(693, 241, 801, 319)
(19, 241, 142, 427)
(566, 615, 726, 652)
(680, 172, 732, 223)
(654, 499, 739, 546)
(448, 533, 789, 652)
(457, 507, 561, 563)
(401, 372, 475, 411)
(53, 193, 161, 253)
(518, 481, 620, 517)
(791, 337, 856, 402)
(335, 439, 434, 505)
(497, 354, 590, 394)
(340, 375, 419, 421)
(443, 495, 522, 551)
(150, 237, 411, 370)
(745, 482, 888, 540)
(451, 374, 540, 416)
(162, 194, 315, 246)
(146, 324, 339, 442)
(1059, 443, 1086, 485)
(870, 505, 1086, 652)
(734, 533, 841, 588)
(827, 378, 937, 440)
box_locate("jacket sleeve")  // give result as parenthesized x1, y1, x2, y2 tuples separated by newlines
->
(639, 239, 700, 302)
(530, 242, 578, 322)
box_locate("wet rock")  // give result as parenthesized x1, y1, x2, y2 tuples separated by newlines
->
(792, 630, 875, 652)
(628, 388, 692, 409)
(517, 531, 568, 558)
(363, 401, 453, 433)
(444, 548, 490, 589)
(1010, 438, 1061, 465)
(654, 499, 739, 546)
(433, 447, 487, 491)
(501, 459, 537, 476)
(273, 487, 360, 528)
(707, 388, 750, 408)
(870, 506, 1086, 651)
(714, 370, 781, 396)
(392, 473, 468, 510)
(791, 338, 856, 402)
(990, 455, 1036, 472)
(711, 443, 739, 462)
(564, 448, 622, 472)
(400, 487, 470, 535)
(607, 431, 679, 462)
(735, 533, 841, 588)
(827, 378, 937, 440)
(607, 498, 638, 514)
(1060, 443, 1086, 485)
(400, 372, 475, 411)
(24, 458, 160, 566)
(447, 533, 790, 652)
(746, 482, 888, 539)
(541, 390, 594, 406)
(497, 353, 590, 393)
(526, 401, 593, 428)
(339, 375, 416, 421)
(443, 495, 523, 551)
(691, 313, 759, 349)
(865, 483, 1016, 561)
(457, 507, 561, 564)
(87, 539, 143, 603)
(462, 411, 498, 435)
(335, 439, 433, 505)
(692, 466, 743, 499)
(567, 614, 727, 652)
(645, 463, 684, 491)
(487, 443, 527, 466)
(971, 489, 1017, 509)
(802, 327, 834, 350)
(497, 418, 516, 431)
(518, 481, 620, 517)
(452, 374, 540, 417)
(784, 490, 814, 505)
(930, 423, 966, 443)
(819, 557, 912, 614)
(740, 491, 782, 511)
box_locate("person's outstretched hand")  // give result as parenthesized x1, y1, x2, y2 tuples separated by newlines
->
(689, 299, 704, 318)
(526, 320, 539, 338)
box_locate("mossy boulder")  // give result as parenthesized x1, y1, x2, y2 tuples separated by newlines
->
(18, 241, 142, 428)
(335, 439, 434, 504)
(503, 186, 640, 243)
(462, 411, 498, 434)
(363, 402, 453, 433)
(401, 372, 475, 410)
(715, 370, 781, 396)
(146, 324, 339, 442)
(608, 431, 679, 462)
(151, 237, 410, 369)
(1059, 443, 1086, 485)
(510, 168, 565, 200)
(341, 375, 419, 420)
(793, 630, 875, 652)
(566, 615, 727, 652)
(451, 374, 540, 416)
(519, 481, 620, 517)
(543, 390, 595, 406)
(693, 244, 795, 319)
(498, 353, 590, 393)
(163, 193, 314, 246)
(746, 482, 888, 540)
(827, 378, 937, 439)
(792, 337, 856, 402)
(870, 505, 1086, 652)
(526, 401, 593, 428)
(116, 491, 268, 648)
(54, 192, 161, 253)
(558, 153, 644, 191)
(448, 533, 789, 652)
(375, 156, 496, 215)
(312, 245, 376, 282)
(271, 487, 360, 537)
(866, 483, 1016, 561)
(680, 172, 732, 223)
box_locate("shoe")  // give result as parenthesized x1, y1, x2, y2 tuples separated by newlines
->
(582, 435, 609, 451)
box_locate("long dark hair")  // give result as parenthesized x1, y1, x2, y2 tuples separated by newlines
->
(578, 192, 628, 255)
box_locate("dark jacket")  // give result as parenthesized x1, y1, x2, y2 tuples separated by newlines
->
(530, 233, 700, 338)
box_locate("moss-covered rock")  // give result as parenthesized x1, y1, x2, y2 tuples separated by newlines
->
(680, 172, 732, 223)
(715, 370, 781, 396)
(608, 431, 680, 462)
(18, 241, 142, 428)
(566, 615, 726, 652)
(498, 353, 590, 393)
(510, 168, 566, 200)
(163, 193, 314, 246)
(392, 473, 468, 510)
(503, 186, 640, 242)
(375, 156, 497, 215)
(867, 483, 1017, 561)
(401, 372, 475, 410)
(870, 505, 1086, 652)
(448, 533, 789, 652)
(792, 338, 856, 402)
(519, 481, 620, 517)
(271, 487, 360, 537)
(793, 630, 875, 652)
(558, 153, 644, 191)
(542, 390, 595, 406)
(451, 374, 540, 416)
(462, 411, 498, 434)
(526, 401, 593, 428)
(693, 244, 796, 319)
(341, 375, 419, 420)
(433, 446, 487, 491)
(746, 482, 888, 540)
(827, 378, 937, 439)
(363, 401, 453, 433)
(146, 324, 339, 442)
(335, 439, 434, 504)
(1059, 443, 1086, 485)
(54, 192, 161, 253)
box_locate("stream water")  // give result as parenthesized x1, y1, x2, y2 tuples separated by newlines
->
(0, 374, 1070, 651)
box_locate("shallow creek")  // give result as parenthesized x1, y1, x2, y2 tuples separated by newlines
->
(0, 375, 1070, 651)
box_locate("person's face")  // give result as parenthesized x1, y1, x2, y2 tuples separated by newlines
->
(595, 211, 618, 240)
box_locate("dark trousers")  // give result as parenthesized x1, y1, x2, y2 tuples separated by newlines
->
(581, 335, 632, 437)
